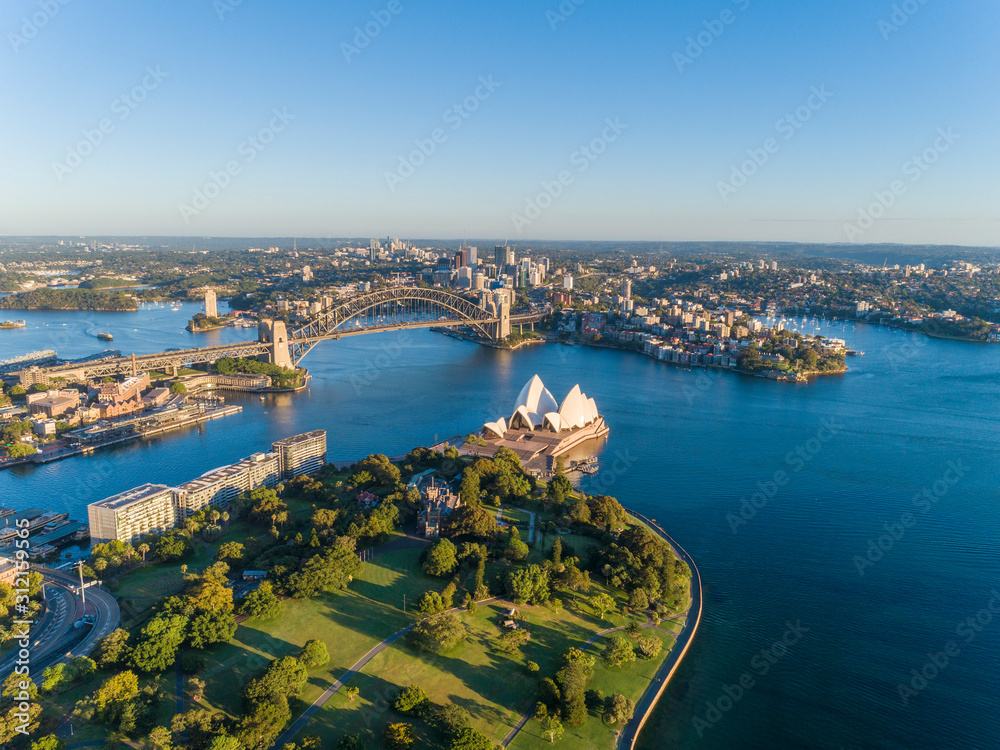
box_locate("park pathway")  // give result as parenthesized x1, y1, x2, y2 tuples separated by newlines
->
(267, 532, 500, 750)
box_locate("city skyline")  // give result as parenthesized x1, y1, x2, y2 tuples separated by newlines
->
(2, 0, 998, 245)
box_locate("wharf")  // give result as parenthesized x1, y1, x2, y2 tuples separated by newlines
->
(0, 405, 243, 471)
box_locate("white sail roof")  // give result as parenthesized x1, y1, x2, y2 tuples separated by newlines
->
(496, 376, 601, 434)
(483, 417, 507, 439)
(514, 375, 559, 420)
(558, 385, 588, 429)
(543, 412, 567, 432)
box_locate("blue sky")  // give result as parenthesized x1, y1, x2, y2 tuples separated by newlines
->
(1, 0, 997, 245)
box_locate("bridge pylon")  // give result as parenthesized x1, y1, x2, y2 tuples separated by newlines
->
(258, 319, 294, 369)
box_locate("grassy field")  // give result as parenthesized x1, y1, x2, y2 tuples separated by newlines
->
(302, 582, 664, 749)
(195, 547, 432, 719)
(510, 628, 674, 750)
(51, 500, 691, 749)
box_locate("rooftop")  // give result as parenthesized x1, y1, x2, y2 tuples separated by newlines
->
(91, 483, 175, 511)
(272, 430, 326, 448)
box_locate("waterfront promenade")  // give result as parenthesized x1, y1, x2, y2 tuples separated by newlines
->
(619, 510, 703, 749)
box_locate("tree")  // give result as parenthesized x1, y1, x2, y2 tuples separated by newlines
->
(41, 663, 67, 693)
(93, 671, 139, 722)
(94, 628, 131, 668)
(243, 656, 308, 704)
(67, 656, 97, 683)
(142, 727, 173, 750)
(628, 588, 649, 612)
(541, 716, 564, 744)
(206, 738, 241, 750)
(311, 506, 340, 531)
(355, 454, 402, 486)
(551, 538, 563, 567)
(588, 495, 627, 527)
(636, 635, 663, 659)
(423, 538, 458, 577)
(236, 700, 290, 750)
(602, 635, 636, 668)
(505, 565, 550, 605)
(30, 736, 64, 750)
(431, 703, 472, 736)
(187, 677, 206, 703)
(417, 590, 445, 614)
(188, 610, 237, 648)
(216, 542, 244, 562)
(410, 612, 466, 653)
(738, 347, 763, 371)
(393, 684, 429, 715)
(298, 639, 329, 668)
(459, 470, 481, 506)
(504, 528, 530, 562)
(384, 722, 415, 749)
(242, 488, 288, 527)
(281, 546, 361, 598)
(603, 693, 635, 726)
(170, 382, 187, 395)
(590, 593, 615, 621)
(447, 727, 493, 750)
(547, 475, 573, 508)
(496, 628, 530, 655)
(137, 543, 150, 562)
(238, 581, 283, 621)
(568, 498, 591, 525)
(344, 686, 359, 702)
(5, 443, 35, 458)
(556, 649, 594, 726)
(130, 614, 188, 672)
(153, 532, 191, 562)
(444, 505, 498, 540)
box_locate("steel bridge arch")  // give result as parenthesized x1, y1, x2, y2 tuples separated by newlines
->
(287, 287, 499, 363)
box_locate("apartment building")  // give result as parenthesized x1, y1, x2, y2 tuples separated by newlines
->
(272, 430, 327, 478)
(87, 431, 327, 543)
(176, 451, 281, 518)
(87, 483, 178, 545)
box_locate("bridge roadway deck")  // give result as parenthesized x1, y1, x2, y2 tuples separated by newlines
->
(16, 311, 545, 383)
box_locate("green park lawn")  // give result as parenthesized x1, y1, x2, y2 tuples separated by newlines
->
(195, 546, 432, 719)
(509, 628, 674, 750)
(302, 583, 666, 749)
(55, 504, 690, 749)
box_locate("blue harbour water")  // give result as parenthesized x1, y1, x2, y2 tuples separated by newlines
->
(1, 304, 999, 749)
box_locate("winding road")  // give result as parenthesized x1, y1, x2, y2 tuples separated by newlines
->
(0, 565, 120, 680)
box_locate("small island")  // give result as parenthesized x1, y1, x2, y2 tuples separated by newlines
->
(0, 319, 26, 329)
(187, 312, 231, 332)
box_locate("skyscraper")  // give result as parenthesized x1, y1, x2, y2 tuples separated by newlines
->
(495, 244, 514, 269)
(205, 289, 218, 318)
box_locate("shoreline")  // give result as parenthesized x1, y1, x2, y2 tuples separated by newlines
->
(621, 509, 703, 750)
(780, 309, 998, 345)
(579, 338, 846, 383)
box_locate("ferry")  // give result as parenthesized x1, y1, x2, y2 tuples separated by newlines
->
(26, 511, 69, 533)
(97, 332, 114, 341)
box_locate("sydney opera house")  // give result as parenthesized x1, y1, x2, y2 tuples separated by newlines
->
(476, 375, 609, 470)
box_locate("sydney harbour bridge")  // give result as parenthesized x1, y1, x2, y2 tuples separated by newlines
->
(14, 287, 548, 385)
